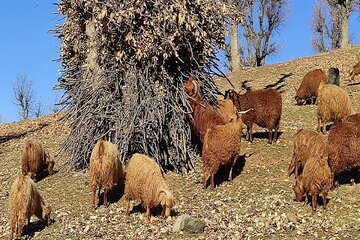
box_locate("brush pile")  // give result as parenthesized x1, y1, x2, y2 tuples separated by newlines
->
(53, 0, 231, 170)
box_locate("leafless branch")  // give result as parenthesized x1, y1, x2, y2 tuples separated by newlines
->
(12, 73, 34, 120)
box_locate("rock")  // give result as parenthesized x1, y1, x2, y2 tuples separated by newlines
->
(173, 214, 205, 234)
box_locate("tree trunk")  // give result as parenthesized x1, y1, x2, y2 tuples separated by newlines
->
(85, 20, 102, 85)
(229, 21, 241, 72)
(340, 4, 349, 48)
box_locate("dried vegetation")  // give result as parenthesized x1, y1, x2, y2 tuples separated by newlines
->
(53, 0, 232, 171)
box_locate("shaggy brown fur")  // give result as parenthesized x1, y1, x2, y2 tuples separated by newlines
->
(293, 156, 332, 212)
(327, 122, 360, 178)
(317, 84, 353, 133)
(89, 140, 125, 209)
(288, 129, 327, 177)
(224, 88, 282, 143)
(21, 139, 55, 181)
(124, 153, 175, 223)
(218, 99, 237, 122)
(9, 175, 52, 239)
(184, 77, 226, 144)
(343, 113, 360, 124)
(202, 120, 242, 190)
(349, 60, 360, 81)
(295, 69, 327, 105)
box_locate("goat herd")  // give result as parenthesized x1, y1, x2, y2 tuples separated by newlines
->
(7, 60, 360, 239)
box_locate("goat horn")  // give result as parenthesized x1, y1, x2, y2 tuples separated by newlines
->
(158, 188, 168, 196)
(192, 78, 198, 96)
(237, 108, 253, 114)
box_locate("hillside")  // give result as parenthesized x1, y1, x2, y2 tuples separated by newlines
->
(1, 46, 360, 239)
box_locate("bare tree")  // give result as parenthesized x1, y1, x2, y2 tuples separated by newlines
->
(50, 95, 62, 114)
(328, 0, 360, 47)
(236, 0, 288, 67)
(12, 73, 34, 120)
(34, 99, 44, 117)
(229, 20, 242, 71)
(226, 0, 245, 72)
(311, 0, 341, 52)
(312, 0, 360, 52)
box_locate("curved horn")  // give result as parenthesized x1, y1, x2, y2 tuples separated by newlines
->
(237, 108, 253, 114)
(158, 188, 168, 198)
(191, 78, 198, 96)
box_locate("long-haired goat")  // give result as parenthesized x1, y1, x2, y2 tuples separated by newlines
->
(21, 139, 55, 181)
(89, 139, 125, 209)
(9, 175, 52, 239)
(327, 122, 360, 183)
(183, 77, 226, 144)
(288, 129, 327, 177)
(317, 84, 353, 133)
(124, 153, 175, 223)
(349, 60, 360, 81)
(202, 116, 242, 190)
(224, 88, 282, 143)
(295, 69, 327, 105)
(293, 155, 332, 212)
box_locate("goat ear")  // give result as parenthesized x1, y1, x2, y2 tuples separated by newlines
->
(158, 189, 166, 206)
(296, 177, 304, 191)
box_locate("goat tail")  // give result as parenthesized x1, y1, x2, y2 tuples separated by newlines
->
(98, 140, 105, 163)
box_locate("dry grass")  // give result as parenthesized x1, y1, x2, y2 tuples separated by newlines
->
(1, 46, 360, 239)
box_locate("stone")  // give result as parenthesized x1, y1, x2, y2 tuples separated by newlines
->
(173, 214, 205, 234)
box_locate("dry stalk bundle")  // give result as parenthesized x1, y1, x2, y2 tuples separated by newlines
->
(54, 0, 230, 171)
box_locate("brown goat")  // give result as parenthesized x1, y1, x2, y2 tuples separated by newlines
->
(349, 60, 360, 81)
(183, 77, 226, 144)
(317, 84, 353, 133)
(125, 153, 175, 223)
(202, 119, 242, 190)
(343, 113, 360, 124)
(295, 69, 327, 105)
(9, 175, 52, 239)
(90, 139, 125, 209)
(21, 139, 55, 181)
(224, 88, 282, 143)
(327, 122, 360, 182)
(218, 99, 237, 122)
(293, 156, 332, 212)
(288, 129, 327, 177)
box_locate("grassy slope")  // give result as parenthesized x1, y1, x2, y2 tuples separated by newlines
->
(1, 46, 360, 239)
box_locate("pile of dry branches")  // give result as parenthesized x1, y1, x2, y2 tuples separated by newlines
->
(54, 0, 230, 171)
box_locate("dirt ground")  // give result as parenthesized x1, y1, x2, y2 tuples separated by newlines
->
(1, 46, 360, 239)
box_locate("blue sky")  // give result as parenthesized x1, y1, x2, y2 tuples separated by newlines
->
(0, 1, 359, 123)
